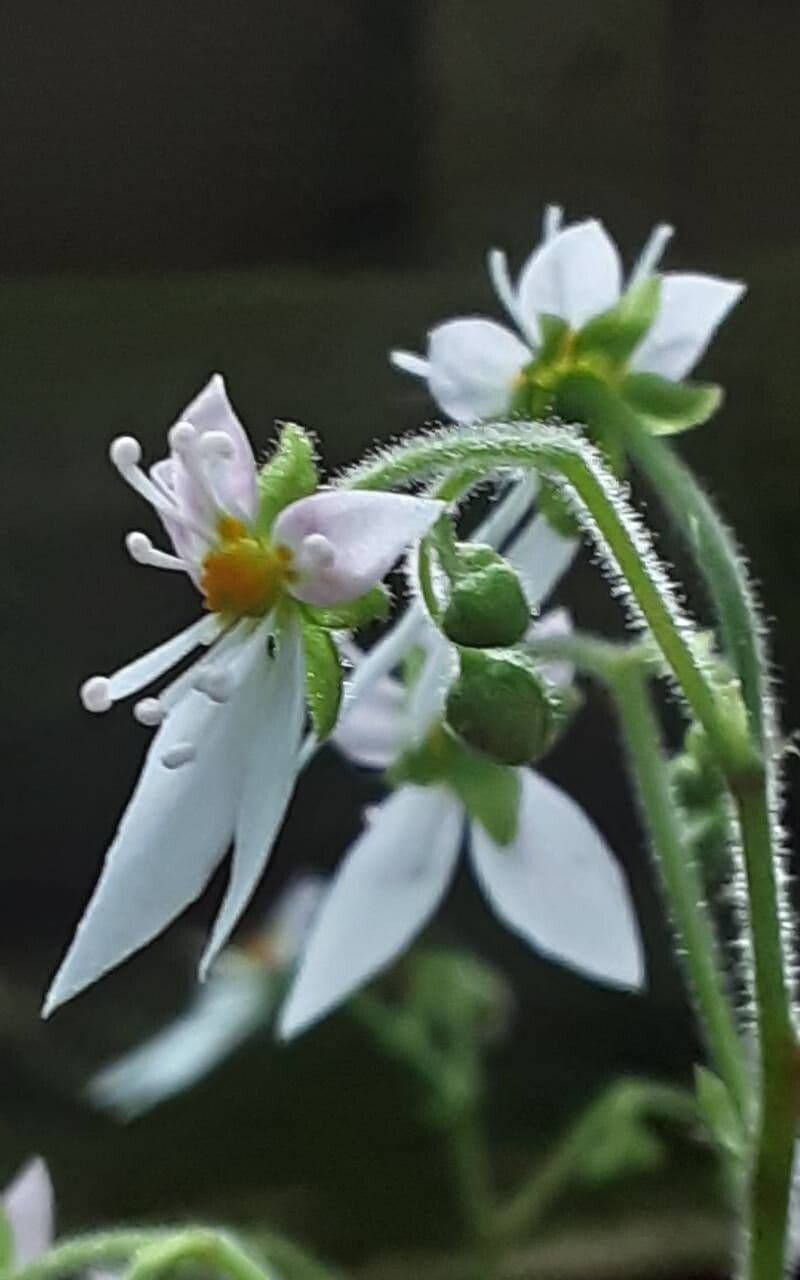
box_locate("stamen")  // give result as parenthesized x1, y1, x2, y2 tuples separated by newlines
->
(133, 697, 166, 726)
(296, 533, 335, 574)
(109, 436, 142, 469)
(193, 665, 235, 704)
(161, 742, 196, 769)
(102, 615, 221, 703)
(110, 435, 208, 537)
(198, 431, 235, 460)
(542, 205, 564, 242)
(81, 676, 112, 714)
(629, 222, 674, 287)
(488, 249, 522, 330)
(125, 531, 187, 571)
(389, 350, 430, 378)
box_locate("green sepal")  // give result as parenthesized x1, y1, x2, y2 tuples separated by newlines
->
(300, 618, 342, 739)
(0, 1207, 13, 1272)
(537, 313, 571, 362)
(694, 1066, 745, 1161)
(389, 724, 521, 845)
(304, 585, 391, 631)
(446, 647, 556, 766)
(256, 422, 318, 533)
(441, 543, 530, 648)
(575, 276, 661, 366)
(621, 372, 723, 435)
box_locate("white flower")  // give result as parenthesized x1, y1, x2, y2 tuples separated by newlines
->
(279, 529, 643, 1039)
(2, 1159, 54, 1266)
(391, 206, 744, 423)
(87, 877, 325, 1119)
(44, 377, 442, 1015)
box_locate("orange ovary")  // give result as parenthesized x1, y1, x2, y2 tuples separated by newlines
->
(201, 524, 294, 618)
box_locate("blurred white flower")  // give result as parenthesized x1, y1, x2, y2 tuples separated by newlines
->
(280, 524, 643, 1039)
(88, 877, 324, 1119)
(391, 206, 744, 423)
(45, 377, 442, 1015)
(2, 1159, 54, 1267)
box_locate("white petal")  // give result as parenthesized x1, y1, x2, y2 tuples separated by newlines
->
(471, 472, 539, 546)
(268, 875, 327, 966)
(630, 273, 745, 380)
(529, 607, 574, 689)
(87, 967, 267, 1119)
(469, 770, 644, 989)
(275, 490, 443, 607)
(426, 318, 530, 423)
(200, 619, 306, 975)
(2, 1159, 54, 1265)
(278, 786, 463, 1037)
(505, 515, 579, 607)
(335, 672, 407, 768)
(407, 626, 456, 740)
(173, 374, 258, 522)
(44, 632, 267, 1015)
(517, 220, 623, 335)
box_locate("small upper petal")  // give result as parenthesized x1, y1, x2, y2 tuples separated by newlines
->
(174, 375, 258, 519)
(278, 786, 463, 1037)
(274, 490, 443, 607)
(516, 220, 623, 335)
(468, 770, 644, 989)
(426, 318, 530, 423)
(630, 272, 745, 381)
(2, 1159, 55, 1266)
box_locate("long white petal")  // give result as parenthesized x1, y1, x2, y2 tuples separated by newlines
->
(44, 634, 264, 1015)
(517, 220, 622, 336)
(505, 515, 579, 607)
(275, 490, 443, 607)
(630, 272, 745, 381)
(200, 618, 306, 975)
(427, 318, 530, 423)
(2, 1159, 54, 1265)
(278, 786, 463, 1037)
(334, 672, 407, 768)
(469, 770, 644, 989)
(87, 967, 267, 1119)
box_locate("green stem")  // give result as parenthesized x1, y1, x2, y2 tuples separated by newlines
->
(126, 1231, 271, 1280)
(611, 661, 750, 1122)
(445, 1109, 498, 1279)
(733, 774, 796, 1280)
(6, 1232, 158, 1280)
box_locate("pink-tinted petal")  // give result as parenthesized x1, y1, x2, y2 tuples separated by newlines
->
(630, 273, 745, 381)
(170, 375, 258, 529)
(275, 490, 444, 606)
(517, 220, 622, 336)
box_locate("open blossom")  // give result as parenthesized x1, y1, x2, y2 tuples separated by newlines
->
(279, 527, 643, 1039)
(44, 377, 442, 1016)
(391, 207, 744, 424)
(2, 1159, 54, 1267)
(88, 877, 324, 1119)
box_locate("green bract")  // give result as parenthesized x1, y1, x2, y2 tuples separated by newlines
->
(305, 585, 391, 631)
(300, 618, 342, 739)
(445, 648, 556, 766)
(575, 276, 661, 366)
(621, 372, 723, 435)
(256, 422, 318, 533)
(441, 543, 530, 648)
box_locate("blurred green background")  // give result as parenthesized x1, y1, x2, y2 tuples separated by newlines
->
(1, 2, 798, 1275)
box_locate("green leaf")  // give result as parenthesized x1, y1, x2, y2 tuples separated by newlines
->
(694, 1066, 745, 1160)
(0, 1207, 13, 1272)
(304, 585, 390, 631)
(575, 277, 661, 366)
(256, 423, 318, 532)
(446, 743, 521, 845)
(621, 372, 723, 435)
(300, 620, 342, 739)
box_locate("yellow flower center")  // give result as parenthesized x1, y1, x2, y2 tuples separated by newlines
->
(200, 517, 294, 619)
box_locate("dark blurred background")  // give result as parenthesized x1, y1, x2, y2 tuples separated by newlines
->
(2, 2, 799, 1274)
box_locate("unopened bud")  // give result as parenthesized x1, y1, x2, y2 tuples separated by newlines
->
(441, 544, 529, 648)
(445, 647, 556, 766)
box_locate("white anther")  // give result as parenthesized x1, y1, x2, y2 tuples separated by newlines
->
(629, 223, 674, 287)
(542, 205, 564, 242)
(110, 436, 143, 470)
(193, 666, 235, 703)
(199, 431, 235, 460)
(298, 533, 335, 573)
(81, 676, 112, 713)
(133, 697, 166, 726)
(168, 421, 197, 453)
(161, 742, 196, 769)
(126, 531, 154, 564)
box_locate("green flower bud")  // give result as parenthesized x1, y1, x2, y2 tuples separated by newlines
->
(441, 544, 530, 648)
(445, 647, 556, 766)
